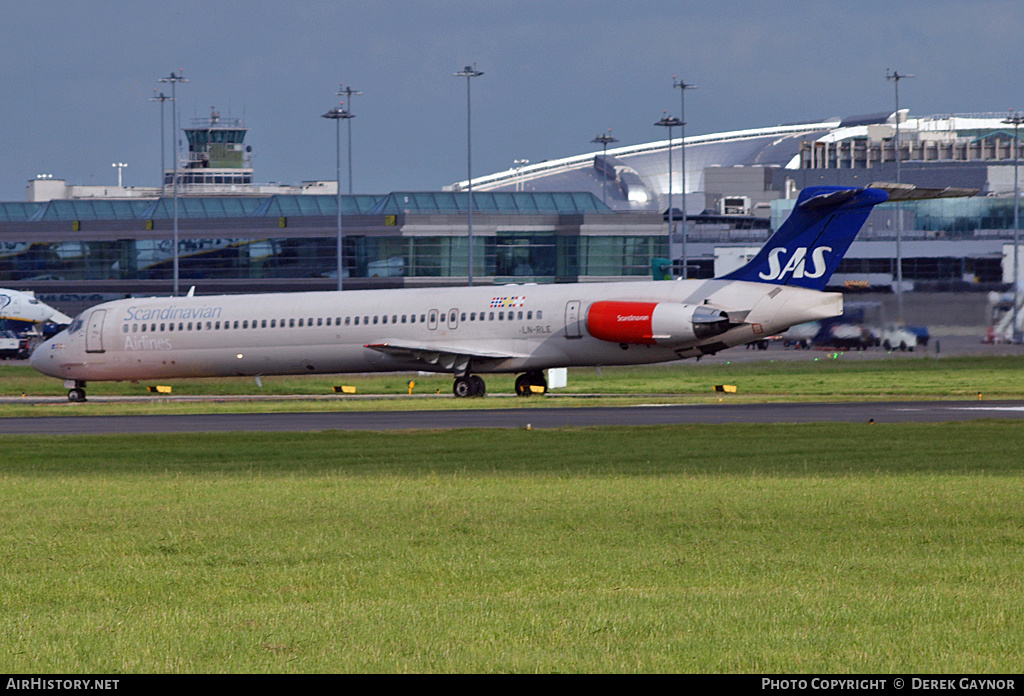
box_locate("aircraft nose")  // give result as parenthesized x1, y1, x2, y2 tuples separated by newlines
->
(29, 337, 58, 376)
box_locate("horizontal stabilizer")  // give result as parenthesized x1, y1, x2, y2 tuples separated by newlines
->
(867, 182, 979, 201)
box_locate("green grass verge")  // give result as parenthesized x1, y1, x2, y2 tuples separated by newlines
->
(2, 356, 1024, 417)
(2, 422, 1023, 672)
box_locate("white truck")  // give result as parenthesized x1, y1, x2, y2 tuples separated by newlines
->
(0, 330, 29, 359)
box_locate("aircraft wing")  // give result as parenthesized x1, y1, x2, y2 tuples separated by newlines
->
(365, 340, 531, 372)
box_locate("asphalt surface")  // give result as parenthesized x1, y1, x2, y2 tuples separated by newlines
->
(2, 400, 1023, 435)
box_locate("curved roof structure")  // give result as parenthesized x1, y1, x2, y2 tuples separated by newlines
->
(454, 112, 1019, 212)
(450, 119, 838, 211)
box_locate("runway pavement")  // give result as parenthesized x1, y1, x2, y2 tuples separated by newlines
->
(2, 400, 1023, 435)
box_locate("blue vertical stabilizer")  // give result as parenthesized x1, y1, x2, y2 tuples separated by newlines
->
(719, 186, 889, 291)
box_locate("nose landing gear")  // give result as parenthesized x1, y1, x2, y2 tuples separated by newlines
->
(66, 381, 87, 402)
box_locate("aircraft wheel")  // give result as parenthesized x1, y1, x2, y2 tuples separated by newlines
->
(469, 375, 486, 397)
(68, 388, 86, 402)
(515, 374, 533, 397)
(453, 376, 474, 398)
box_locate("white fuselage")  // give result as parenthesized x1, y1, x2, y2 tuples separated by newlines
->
(31, 279, 842, 384)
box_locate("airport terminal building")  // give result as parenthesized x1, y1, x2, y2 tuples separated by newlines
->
(2, 109, 1022, 322)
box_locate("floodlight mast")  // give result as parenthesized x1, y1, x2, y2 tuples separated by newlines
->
(886, 69, 913, 323)
(158, 70, 189, 297)
(674, 77, 696, 278)
(655, 113, 683, 275)
(112, 162, 127, 187)
(322, 101, 352, 291)
(455, 65, 483, 286)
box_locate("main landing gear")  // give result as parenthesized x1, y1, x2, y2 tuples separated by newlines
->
(66, 380, 87, 402)
(450, 371, 548, 398)
(452, 374, 486, 398)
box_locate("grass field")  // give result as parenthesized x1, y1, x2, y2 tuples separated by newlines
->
(2, 422, 1023, 673)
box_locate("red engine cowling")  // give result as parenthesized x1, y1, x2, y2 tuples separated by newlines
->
(586, 301, 731, 345)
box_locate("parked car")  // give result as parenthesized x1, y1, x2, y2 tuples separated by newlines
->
(881, 325, 918, 351)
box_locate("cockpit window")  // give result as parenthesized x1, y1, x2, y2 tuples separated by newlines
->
(67, 315, 85, 334)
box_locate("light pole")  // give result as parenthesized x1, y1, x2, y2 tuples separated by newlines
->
(455, 65, 483, 286)
(513, 159, 529, 192)
(674, 77, 696, 278)
(336, 83, 362, 194)
(1003, 111, 1024, 343)
(159, 70, 188, 297)
(149, 91, 171, 188)
(886, 69, 913, 322)
(591, 130, 618, 205)
(656, 113, 682, 276)
(112, 162, 127, 187)
(322, 103, 351, 291)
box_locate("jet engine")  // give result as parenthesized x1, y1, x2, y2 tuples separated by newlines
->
(586, 301, 733, 345)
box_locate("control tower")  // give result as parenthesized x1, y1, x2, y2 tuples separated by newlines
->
(165, 108, 253, 191)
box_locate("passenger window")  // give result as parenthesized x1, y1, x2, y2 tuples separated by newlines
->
(289, 319, 295, 328)
(527, 311, 532, 320)
(242, 320, 248, 329)
(373, 316, 378, 325)
(141, 324, 147, 332)
(168, 323, 174, 332)
(489, 312, 494, 320)
(346, 317, 352, 326)
(392, 315, 397, 324)
(537, 310, 543, 319)
(498, 312, 504, 320)
(161, 323, 166, 331)
(324, 318, 330, 326)
(461, 313, 466, 321)
(410, 315, 416, 323)
(420, 314, 426, 323)
(382, 315, 388, 324)
(271, 319, 276, 328)
(261, 320, 267, 328)
(518, 312, 523, 320)
(233, 321, 239, 329)
(133, 324, 138, 332)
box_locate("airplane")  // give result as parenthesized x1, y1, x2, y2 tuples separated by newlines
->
(30, 183, 974, 402)
(0, 289, 73, 332)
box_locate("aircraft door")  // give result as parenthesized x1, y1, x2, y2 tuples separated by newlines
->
(447, 308, 459, 330)
(85, 309, 106, 353)
(565, 300, 582, 339)
(428, 309, 439, 330)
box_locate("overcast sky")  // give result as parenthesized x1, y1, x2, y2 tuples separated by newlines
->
(3, 0, 1022, 201)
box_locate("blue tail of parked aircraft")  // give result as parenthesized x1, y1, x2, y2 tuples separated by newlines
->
(719, 186, 889, 291)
